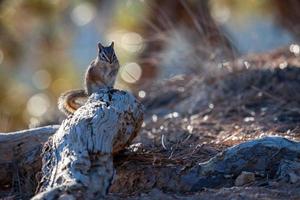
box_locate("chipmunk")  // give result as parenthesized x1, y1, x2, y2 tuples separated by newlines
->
(58, 42, 120, 116)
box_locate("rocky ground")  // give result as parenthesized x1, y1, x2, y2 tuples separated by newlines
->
(108, 47, 300, 199)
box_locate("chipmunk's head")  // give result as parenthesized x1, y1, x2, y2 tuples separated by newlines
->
(97, 42, 118, 64)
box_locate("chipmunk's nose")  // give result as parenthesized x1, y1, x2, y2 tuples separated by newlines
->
(108, 54, 115, 63)
(109, 57, 113, 64)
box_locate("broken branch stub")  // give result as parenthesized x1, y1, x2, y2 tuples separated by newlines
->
(33, 89, 144, 199)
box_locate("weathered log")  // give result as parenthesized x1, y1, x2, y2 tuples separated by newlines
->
(0, 125, 59, 163)
(32, 88, 144, 199)
(0, 125, 59, 194)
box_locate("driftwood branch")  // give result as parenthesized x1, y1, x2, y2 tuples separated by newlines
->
(0, 125, 59, 163)
(32, 89, 144, 199)
(0, 125, 59, 193)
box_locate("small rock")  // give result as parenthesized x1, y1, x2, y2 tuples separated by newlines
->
(58, 194, 75, 200)
(199, 137, 300, 177)
(186, 137, 300, 191)
(268, 181, 279, 187)
(288, 172, 300, 184)
(235, 171, 255, 186)
(276, 160, 300, 184)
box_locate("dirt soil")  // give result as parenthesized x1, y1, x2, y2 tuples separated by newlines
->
(109, 47, 300, 199)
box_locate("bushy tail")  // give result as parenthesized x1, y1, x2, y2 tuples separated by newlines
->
(58, 89, 87, 116)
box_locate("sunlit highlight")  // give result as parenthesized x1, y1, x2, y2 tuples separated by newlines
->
(27, 93, 50, 117)
(289, 44, 300, 56)
(121, 32, 143, 52)
(138, 90, 146, 98)
(71, 3, 96, 26)
(121, 62, 142, 83)
(32, 70, 52, 90)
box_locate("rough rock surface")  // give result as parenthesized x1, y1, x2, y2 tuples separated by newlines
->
(234, 171, 255, 186)
(182, 137, 300, 191)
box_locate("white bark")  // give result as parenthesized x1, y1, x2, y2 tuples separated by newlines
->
(0, 125, 59, 187)
(0, 125, 59, 162)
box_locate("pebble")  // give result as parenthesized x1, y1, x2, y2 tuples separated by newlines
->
(235, 171, 255, 186)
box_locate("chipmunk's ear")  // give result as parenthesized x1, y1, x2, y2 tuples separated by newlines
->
(110, 41, 114, 48)
(98, 42, 104, 52)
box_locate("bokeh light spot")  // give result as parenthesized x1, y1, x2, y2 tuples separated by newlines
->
(27, 93, 50, 117)
(279, 61, 288, 69)
(138, 90, 146, 98)
(211, 4, 231, 24)
(121, 62, 142, 83)
(71, 3, 96, 26)
(152, 114, 158, 122)
(121, 32, 143, 52)
(32, 70, 52, 90)
(289, 44, 300, 55)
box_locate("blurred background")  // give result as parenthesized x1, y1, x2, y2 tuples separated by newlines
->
(0, 0, 299, 131)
